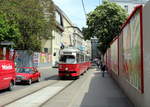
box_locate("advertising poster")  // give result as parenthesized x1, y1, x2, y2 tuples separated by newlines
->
(104, 52, 107, 65)
(123, 10, 142, 91)
(40, 53, 47, 63)
(111, 39, 118, 75)
(119, 32, 124, 73)
(47, 54, 52, 63)
(33, 52, 39, 66)
(107, 48, 111, 71)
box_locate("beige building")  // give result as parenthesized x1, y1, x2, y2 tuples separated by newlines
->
(109, 0, 147, 14)
(41, 5, 91, 66)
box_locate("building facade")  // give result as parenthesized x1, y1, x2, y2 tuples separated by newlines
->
(51, 6, 64, 66)
(109, 0, 147, 14)
(48, 5, 91, 67)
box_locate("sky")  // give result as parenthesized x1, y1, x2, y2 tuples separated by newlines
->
(53, 0, 102, 29)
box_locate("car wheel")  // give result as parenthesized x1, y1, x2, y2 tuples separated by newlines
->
(59, 76, 65, 80)
(28, 79, 32, 85)
(37, 77, 41, 82)
(8, 81, 14, 91)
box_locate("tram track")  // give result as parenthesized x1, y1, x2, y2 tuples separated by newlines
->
(0, 75, 58, 106)
(3, 78, 75, 107)
(3, 81, 58, 107)
(39, 80, 75, 107)
(40, 68, 94, 107)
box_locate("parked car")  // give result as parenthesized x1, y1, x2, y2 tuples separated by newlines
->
(0, 60, 16, 91)
(15, 67, 41, 85)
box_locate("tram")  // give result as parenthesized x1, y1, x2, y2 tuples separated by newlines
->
(58, 47, 91, 79)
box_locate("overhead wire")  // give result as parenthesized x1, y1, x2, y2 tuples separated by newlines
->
(81, 0, 87, 21)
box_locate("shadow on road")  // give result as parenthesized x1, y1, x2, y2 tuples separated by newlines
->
(44, 75, 59, 80)
(0, 89, 9, 94)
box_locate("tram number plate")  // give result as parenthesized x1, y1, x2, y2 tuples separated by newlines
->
(16, 80, 21, 82)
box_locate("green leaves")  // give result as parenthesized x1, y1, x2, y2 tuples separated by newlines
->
(83, 1, 128, 54)
(0, 0, 55, 51)
(0, 14, 21, 46)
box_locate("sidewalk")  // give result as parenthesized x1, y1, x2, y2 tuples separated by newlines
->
(74, 68, 134, 107)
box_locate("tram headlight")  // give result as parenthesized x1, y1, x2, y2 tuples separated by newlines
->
(65, 67, 68, 71)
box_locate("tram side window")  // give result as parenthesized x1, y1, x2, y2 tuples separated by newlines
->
(85, 55, 86, 61)
(77, 54, 84, 63)
(59, 55, 75, 64)
(81, 55, 84, 62)
(76, 54, 80, 63)
(86, 56, 90, 62)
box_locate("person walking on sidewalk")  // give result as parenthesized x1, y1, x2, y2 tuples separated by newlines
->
(101, 63, 106, 77)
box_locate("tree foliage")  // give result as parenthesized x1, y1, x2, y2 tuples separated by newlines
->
(82, 1, 128, 54)
(0, 14, 21, 46)
(0, 0, 56, 51)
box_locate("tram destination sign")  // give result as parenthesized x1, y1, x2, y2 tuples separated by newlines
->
(63, 52, 72, 55)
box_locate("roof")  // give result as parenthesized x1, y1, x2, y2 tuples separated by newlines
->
(61, 47, 80, 53)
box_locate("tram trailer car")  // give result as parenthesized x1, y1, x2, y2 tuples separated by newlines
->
(58, 47, 91, 79)
(0, 60, 16, 91)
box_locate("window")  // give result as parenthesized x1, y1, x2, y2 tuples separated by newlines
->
(59, 55, 75, 64)
(53, 52, 56, 56)
(44, 48, 48, 53)
(124, 5, 128, 12)
(55, 11, 64, 27)
(76, 54, 80, 63)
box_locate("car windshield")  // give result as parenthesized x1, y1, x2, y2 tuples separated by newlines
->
(59, 55, 75, 64)
(16, 68, 33, 74)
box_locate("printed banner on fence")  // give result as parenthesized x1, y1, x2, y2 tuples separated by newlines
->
(123, 10, 142, 91)
(111, 39, 118, 75)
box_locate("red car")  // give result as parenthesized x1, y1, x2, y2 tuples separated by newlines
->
(0, 60, 16, 91)
(15, 67, 41, 85)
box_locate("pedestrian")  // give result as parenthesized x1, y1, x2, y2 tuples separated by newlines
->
(96, 60, 100, 68)
(101, 63, 106, 77)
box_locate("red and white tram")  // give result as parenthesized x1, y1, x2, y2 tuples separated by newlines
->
(58, 47, 91, 79)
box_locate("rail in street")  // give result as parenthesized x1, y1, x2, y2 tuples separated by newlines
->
(0, 73, 60, 107)
(0, 66, 133, 107)
(5, 81, 74, 107)
(41, 67, 133, 107)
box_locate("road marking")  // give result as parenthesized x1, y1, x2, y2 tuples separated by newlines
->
(5, 81, 72, 107)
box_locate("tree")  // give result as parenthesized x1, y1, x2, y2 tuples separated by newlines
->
(0, 13, 21, 47)
(0, 0, 56, 51)
(83, 1, 128, 54)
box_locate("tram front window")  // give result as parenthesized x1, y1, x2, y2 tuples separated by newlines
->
(59, 55, 75, 64)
